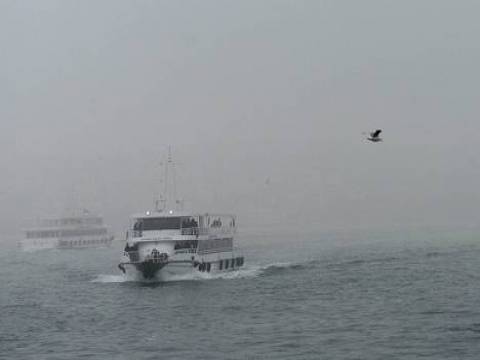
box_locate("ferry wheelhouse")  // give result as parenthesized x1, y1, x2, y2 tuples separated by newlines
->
(21, 213, 114, 251)
(118, 210, 244, 279)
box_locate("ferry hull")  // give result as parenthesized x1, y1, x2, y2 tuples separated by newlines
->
(120, 254, 244, 281)
(134, 261, 168, 279)
(120, 261, 193, 280)
(20, 239, 58, 252)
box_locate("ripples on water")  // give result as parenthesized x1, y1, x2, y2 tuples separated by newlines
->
(1, 231, 480, 359)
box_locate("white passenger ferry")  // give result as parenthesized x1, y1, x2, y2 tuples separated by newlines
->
(21, 212, 114, 251)
(118, 151, 244, 280)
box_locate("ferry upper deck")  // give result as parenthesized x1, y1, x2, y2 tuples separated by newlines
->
(127, 211, 236, 240)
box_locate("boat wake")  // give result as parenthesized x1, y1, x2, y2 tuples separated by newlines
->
(92, 274, 136, 283)
(91, 261, 307, 284)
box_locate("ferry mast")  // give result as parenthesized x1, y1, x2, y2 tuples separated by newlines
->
(155, 147, 181, 212)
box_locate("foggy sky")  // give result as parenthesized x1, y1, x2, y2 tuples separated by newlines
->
(2, 0, 480, 238)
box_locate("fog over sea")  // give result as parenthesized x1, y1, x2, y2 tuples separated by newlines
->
(2, 228, 480, 360)
(2, 0, 480, 359)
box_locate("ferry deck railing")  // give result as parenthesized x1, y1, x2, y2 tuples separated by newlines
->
(126, 226, 235, 239)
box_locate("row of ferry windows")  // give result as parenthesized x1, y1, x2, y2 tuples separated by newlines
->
(135, 217, 182, 231)
(218, 257, 244, 270)
(173, 238, 233, 251)
(44, 218, 103, 227)
(199, 238, 233, 250)
(27, 228, 107, 239)
(197, 257, 243, 272)
(134, 216, 235, 231)
(31, 238, 110, 246)
(58, 238, 110, 246)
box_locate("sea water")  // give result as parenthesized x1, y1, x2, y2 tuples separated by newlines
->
(1, 229, 480, 359)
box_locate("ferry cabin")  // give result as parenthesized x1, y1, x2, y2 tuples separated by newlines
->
(25, 227, 111, 248)
(23, 215, 113, 249)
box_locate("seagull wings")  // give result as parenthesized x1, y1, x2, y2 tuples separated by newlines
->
(371, 129, 382, 138)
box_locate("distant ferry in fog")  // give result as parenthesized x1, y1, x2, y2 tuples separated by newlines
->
(118, 150, 244, 280)
(21, 211, 114, 251)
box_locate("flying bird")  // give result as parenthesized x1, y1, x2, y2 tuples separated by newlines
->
(366, 129, 382, 142)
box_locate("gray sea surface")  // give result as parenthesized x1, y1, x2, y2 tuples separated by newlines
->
(1, 229, 480, 359)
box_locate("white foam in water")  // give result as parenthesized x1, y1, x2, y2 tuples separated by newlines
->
(92, 274, 134, 283)
(261, 261, 295, 269)
(161, 265, 264, 282)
